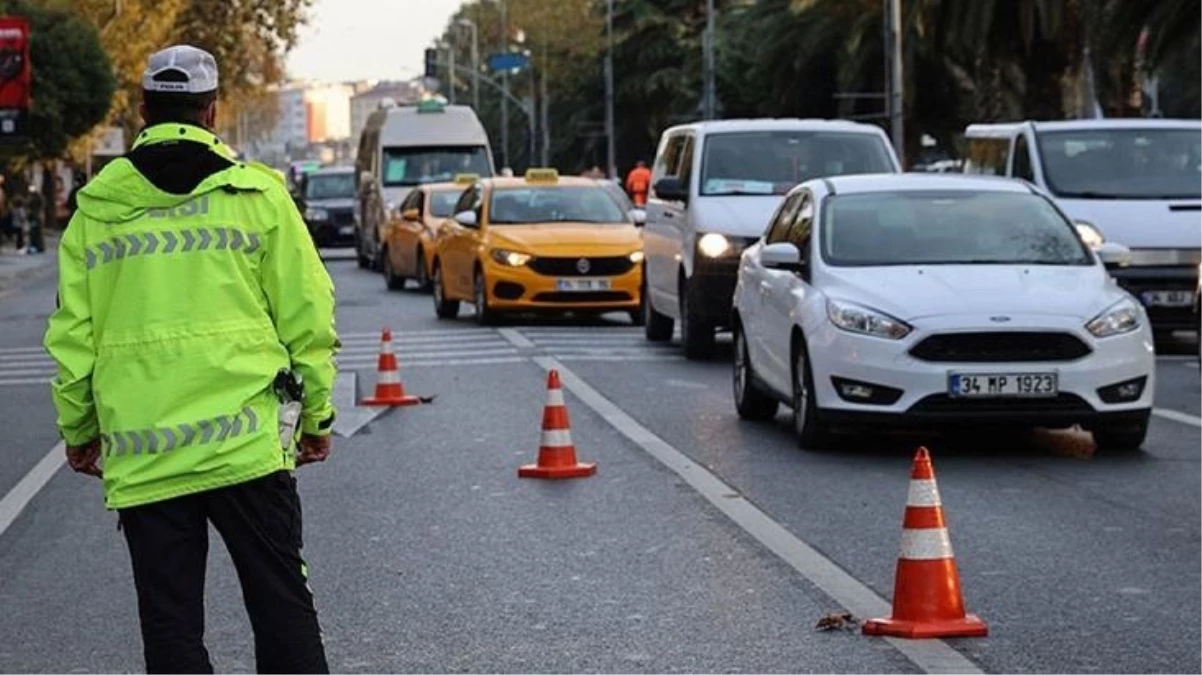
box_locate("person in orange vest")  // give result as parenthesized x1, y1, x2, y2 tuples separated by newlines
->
(625, 160, 652, 206)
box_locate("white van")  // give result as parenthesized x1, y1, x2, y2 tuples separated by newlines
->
(355, 99, 495, 269)
(642, 119, 901, 358)
(963, 119, 1202, 335)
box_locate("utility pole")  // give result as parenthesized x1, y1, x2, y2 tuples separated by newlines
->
(703, 0, 716, 120)
(604, 0, 616, 179)
(457, 18, 480, 111)
(886, 0, 904, 166)
(528, 53, 536, 166)
(448, 42, 457, 104)
(499, 0, 510, 170)
(541, 44, 550, 167)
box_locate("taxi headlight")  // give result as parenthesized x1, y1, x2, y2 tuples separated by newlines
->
(305, 207, 329, 221)
(490, 248, 532, 267)
(1086, 298, 1141, 338)
(698, 233, 732, 258)
(629, 250, 645, 264)
(826, 298, 912, 340)
(1075, 221, 1105, 249)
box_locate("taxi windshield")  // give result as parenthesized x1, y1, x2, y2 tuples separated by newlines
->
(429, 191, 462, 218)
(489, 185, 627, 225)
(382, 146, 492, 186)
(700, 131, 896, 196)
(1036, 128, 1202, 199)
(821, 191, 1093, 267)
(305, 173, 355, 200)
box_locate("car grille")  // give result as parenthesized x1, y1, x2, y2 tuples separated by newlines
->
(531, 291, 633, 303)
(330, 210, 355, 227)
(909, 332, 1090, 363)
(529, 256, 634, 277)
(908, 393, 1093, 415)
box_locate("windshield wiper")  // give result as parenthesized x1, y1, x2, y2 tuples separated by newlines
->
(705, 189, 774, 197)
(1056, 190, 1124, 200)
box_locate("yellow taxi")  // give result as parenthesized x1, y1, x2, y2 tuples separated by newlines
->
(381, 174, 477, 291)
(430, 169, 646, 325)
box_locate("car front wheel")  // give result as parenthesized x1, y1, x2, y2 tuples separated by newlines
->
(474, 268, 497, 326)
(382, 247, 405, 291)
(432, 263, 460, 319)
(733, 326, 779, 421)
(792, 340, 832, 449)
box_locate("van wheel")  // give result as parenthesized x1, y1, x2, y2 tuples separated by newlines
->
(382, 248, 405, 291)
(432, 263, 459, 319)
(734, 325, 779, 421)
(680, 278, 715, 360)
(644, 288, 674, 342)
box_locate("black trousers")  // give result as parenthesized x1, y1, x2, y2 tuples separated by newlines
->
(119, 471, 329, 674)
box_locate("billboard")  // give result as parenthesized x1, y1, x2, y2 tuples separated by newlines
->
(0, 17, 30, 139)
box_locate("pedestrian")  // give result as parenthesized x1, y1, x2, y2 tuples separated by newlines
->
(7, 193, 26, 251)
(44, 45, 339, 674)
(625, 160, 652, 206)
(25, 186, 43, 254)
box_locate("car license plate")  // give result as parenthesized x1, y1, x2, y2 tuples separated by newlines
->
(948, 372, 1058, 398)
(556, 278, 611, 291)
(1140, 290, 1194, 307)
(339, 226, 354, 236)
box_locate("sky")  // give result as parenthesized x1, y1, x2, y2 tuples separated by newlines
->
(286, 0, 465, 83)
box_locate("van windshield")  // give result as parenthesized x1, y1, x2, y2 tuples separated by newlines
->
(700, 131, 896, 196)
(1036, 128, 1202, 199)
(382, 146, 492, 186)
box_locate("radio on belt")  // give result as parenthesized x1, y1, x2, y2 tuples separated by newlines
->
(273, 369, 304, 450)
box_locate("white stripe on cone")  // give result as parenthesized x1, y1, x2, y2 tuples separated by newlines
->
(545, 388, 565, 407)
(906, 479, 942, 507)
(380, 341, 393, 354)
(377, 370, 400, 384)
(540, 428, 574, 448)
(899, 527, 955, 561)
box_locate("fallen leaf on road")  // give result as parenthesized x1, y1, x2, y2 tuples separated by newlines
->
(815, 611, 859, 632)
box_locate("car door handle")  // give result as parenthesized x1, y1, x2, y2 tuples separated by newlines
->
(663, 211, 675, 219)
(758, 281, 771, 294)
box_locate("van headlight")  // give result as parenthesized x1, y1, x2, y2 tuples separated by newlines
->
(1075, 221, 1105, 249)
(1086, 298, 1141, 338)
(490, 249, 532, 267)
(826, 299, 912, 340)
(305, 207, 329, 221)
(697, 233, 731, 258)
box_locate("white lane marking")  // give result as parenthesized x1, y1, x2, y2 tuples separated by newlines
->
(337, 342, 511, 356)
(0, 367, 57, 377)
(497, 328, 536, 349)
(0, 442, 65, 540)
(338, 347, 520, 362)
(340, 333, 506, 346)
(0, 377, 50, 387)
(0, 354, 53, 365)
(350, 356, 525, 368)
(340, 328, 494, 339)
(534, 356, 984, 675)
(1152, 408, 1202, 428)
(555, 354, 684, 363)
(0, 346, 50, 356)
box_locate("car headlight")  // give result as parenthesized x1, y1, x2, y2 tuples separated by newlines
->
(826, 298, 912, 340)
(1075, 221, 1105, 249)
(629, 250, 645, 264)
(305, 207, 329, 221)
(1086, 298, 1141, 338)
(490, 249, 532, 267)
(697, 233, 731, 258)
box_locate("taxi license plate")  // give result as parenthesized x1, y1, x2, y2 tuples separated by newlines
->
(948, 372, 1058, 398)
(1140, 290, 1194, 308)
(338, 226, 354, 236)
(556, 278, 611, 291)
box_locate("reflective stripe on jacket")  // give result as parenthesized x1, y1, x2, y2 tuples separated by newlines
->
(45, 123, 339, 509)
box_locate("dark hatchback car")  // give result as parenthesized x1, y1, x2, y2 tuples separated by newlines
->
(297, 167, 357, 247)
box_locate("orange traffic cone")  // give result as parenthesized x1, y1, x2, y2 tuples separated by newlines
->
(518, 370, 597, 479)
(863, 447, 988, 639)
(360, 328, 422, 407)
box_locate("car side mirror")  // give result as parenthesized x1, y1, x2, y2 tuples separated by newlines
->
(402, 208, 420, 222)
(454, 210, 479, 228)
(1096, 242, 1132, 269)
(653, 177, 688, 203)
(761, 242, 805, 273)
(629, 208, 646, 226)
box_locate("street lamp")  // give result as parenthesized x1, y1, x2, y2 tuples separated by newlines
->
(604, 0, 615, 179)
(456, 18, 480, 112)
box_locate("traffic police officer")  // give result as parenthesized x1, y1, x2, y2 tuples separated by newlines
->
(45, 45, 338, 674)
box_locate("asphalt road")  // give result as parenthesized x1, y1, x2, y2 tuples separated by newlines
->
(0, 248, 1198, 673)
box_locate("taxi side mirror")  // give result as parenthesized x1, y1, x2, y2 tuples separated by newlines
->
(629, 208, 647, 226)
(402, 208, 420, 222)
(454, 210, 479, 228)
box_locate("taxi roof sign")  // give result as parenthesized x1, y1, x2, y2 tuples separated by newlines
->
(416, 98, 446, 114)
(453, 173, 480, 184)
(524, 168, 559, 184)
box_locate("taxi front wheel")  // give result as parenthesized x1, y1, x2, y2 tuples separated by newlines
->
(474, 268, 498, 326)
(432, 263, 460, 319)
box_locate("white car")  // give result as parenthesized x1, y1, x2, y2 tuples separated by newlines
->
(731, 174, 1156, 451)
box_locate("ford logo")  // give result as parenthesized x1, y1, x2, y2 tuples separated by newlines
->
(576, 258, 591, 274)
(990, 316, 1011, 323)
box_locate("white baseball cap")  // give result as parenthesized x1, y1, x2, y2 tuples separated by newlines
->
(142, 45, 218, 94)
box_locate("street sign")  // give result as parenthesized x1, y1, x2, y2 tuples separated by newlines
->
(486, 52, 529, 73)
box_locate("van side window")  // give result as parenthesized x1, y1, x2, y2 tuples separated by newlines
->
(677, 135, 696, 188)
(964, 138, 1010, 176)
(653, 134, 686, 185)
(765, 193, 803, 245)
(1012, 135, 1035, 181)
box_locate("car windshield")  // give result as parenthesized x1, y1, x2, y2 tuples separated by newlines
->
(1036, 128, 1202, 199)
(700, 131, 896, 196)
(305, 173, 355, 200)
(382, 146, 492, 187)
(821, 191, 1093, 267)
(489, 185, 627, 225)
(429, 190, 462, 218)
